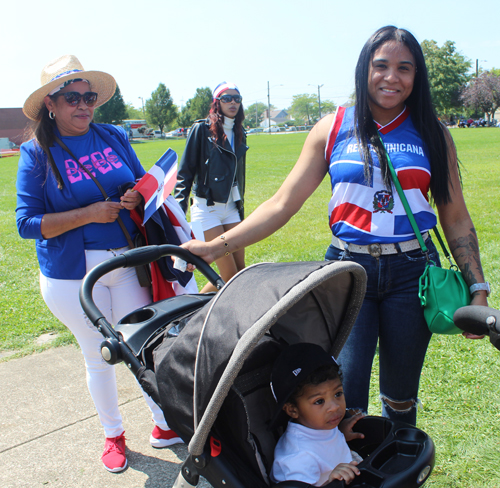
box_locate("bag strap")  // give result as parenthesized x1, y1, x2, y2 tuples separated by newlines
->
(380, 136, 428, 253)
(54, 135, 135, 249)
(380, 135, 456, 266)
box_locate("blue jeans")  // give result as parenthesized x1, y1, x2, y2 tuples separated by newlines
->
(325, 238, 440, 425)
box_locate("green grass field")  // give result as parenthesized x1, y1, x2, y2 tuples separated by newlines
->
(1, 129, 500, 486)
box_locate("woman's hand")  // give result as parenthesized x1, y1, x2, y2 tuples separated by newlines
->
(462, 292, 488, 339)
(327, 462, 360, 485)
(40, 201, 123, 239)
(339, 412, 366, 442)
(120, 189, 143, 210)
(86, 201, 123, 223)
(181, 239, 217, 268)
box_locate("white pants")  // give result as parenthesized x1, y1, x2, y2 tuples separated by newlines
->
(40, 248, 169, 437)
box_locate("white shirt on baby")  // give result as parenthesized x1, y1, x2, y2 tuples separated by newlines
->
(271, 421, 353, 487)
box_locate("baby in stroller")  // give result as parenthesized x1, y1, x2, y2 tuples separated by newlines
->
(270, 343, 364, 486)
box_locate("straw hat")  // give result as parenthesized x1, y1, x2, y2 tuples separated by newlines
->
(23, 55, 116, 121)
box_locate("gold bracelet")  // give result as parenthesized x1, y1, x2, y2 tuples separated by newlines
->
(220, 234, 230, 256)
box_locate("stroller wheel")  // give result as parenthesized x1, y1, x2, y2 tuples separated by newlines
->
(100, 339, 122, 365)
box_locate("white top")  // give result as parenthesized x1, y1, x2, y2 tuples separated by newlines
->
(223, 116, 235, 149)
(271, 421, 353, 487)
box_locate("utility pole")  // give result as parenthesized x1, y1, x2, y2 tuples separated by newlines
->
(317, 84, 324, 120)
(138, 97, 145, 117)
(267, 81, 271, 132)
(309, 84, 324, 121)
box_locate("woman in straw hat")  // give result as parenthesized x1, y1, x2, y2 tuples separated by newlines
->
(174, 82, 247, 292)
(16, 55, 182, 473)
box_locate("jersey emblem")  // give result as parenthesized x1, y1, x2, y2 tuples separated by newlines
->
(373, 190, 394, 213)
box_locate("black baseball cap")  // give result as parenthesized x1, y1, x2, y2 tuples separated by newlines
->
(269, 343, 339, 429)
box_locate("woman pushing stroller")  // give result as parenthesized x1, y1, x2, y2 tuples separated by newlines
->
(182, 26, 489, 427)
(16, 55, 182, 473)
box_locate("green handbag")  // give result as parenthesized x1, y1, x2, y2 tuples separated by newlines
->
(418, 259, 470, 334)
(384, 141, 470, 334)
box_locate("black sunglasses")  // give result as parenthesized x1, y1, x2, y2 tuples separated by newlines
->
(217, 94, 242, 103)
(51, 91, 99, 107)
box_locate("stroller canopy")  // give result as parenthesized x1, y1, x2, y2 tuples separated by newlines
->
(153, 260, 367, 455)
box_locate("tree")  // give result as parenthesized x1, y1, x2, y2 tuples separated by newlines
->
(421, 40, 471, 117)
(125, 103, 145, 120)
(93, 85, 128, 124)
(319, 100, 336, 117)
(176, 87, 212, 128)
(189, 87, 212, 121)
(145, 83, 178, 133)
(460, 71, 500, 122)
(288, 94, 336, 124)
(177, 100, 193, 128)
(244, 102, 270, 128)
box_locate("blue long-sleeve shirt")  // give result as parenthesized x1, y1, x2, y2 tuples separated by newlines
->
(16, 123, 145, 279)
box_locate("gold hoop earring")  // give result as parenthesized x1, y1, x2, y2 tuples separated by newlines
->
(49, 111, 55, 120)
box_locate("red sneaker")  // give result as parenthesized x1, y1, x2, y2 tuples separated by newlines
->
(102, 432, 127, 472)
(150, 426, 183, 448)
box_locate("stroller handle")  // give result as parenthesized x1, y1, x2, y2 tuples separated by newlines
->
(79, 244, 224, 332)
(454, 305, 500, 351)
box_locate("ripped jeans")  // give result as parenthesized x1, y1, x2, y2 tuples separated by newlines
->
(325, 238, 439, 426)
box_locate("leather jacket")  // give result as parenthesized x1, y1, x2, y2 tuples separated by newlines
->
(174, 119, 248, 219)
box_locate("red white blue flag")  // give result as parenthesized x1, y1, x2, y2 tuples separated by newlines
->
(133, 148, 178, 224)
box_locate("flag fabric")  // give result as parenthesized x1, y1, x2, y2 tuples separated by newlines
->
(133, 148, 178, 224)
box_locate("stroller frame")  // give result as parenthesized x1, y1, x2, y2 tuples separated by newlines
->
(80, 245, 435, 488)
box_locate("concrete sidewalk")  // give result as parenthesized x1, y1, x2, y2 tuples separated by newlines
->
(0, 345, 211, 488)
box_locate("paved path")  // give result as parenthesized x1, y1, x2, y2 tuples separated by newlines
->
(0, 345, 211, 488)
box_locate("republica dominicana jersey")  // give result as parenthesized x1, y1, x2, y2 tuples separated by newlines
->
(325, 106, 437, 245)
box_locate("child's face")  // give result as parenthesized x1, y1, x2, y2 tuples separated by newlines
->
(284, 378, 346, 430)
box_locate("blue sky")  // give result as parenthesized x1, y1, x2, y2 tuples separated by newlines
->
(3, 0, 499, 111)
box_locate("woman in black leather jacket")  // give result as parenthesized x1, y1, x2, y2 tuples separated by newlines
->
(174, 82, 248, 291)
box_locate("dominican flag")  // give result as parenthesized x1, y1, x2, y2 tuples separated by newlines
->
(133, 148, 178, 224)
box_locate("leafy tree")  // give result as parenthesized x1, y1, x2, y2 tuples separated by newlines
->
(460, 71, 500, 122)
(319, 100, 336, 117)
(421, 40, 471, 117)
(244, 102, 270, 128)
(177, 100, 193, 128)
(145, 83, 178, 133)
(125, 102, 145, 120)
(189, 87, 212, 121)
(289, 94, 336, 124)
(93, 85, 128, 124)
(176, 87, 212, 128)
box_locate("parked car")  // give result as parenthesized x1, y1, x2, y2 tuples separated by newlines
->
(166, 128, 188, 137)
(263, 126, 279, 133)
(152, 130, 163, 138)
(247, 128, 263, 134)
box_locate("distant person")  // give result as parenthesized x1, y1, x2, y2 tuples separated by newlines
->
(182, 26, 489, 425)
(270, 343, 364, 486)
(174, 82, 247, 292)
(16, 55, 182, 473)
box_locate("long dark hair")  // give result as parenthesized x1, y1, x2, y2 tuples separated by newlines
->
(354, 25, 451, 205)
(32, 105, 65, 190)
(207, 97, 245, 146)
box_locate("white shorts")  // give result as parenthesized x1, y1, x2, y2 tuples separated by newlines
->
(191, 195, 241, 232)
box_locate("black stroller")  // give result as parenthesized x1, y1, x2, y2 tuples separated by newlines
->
(454, 305, 500, 351)
(80, 245, 435, 488)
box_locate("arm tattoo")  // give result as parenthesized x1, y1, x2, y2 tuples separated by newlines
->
(447, 227, 484, 285)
